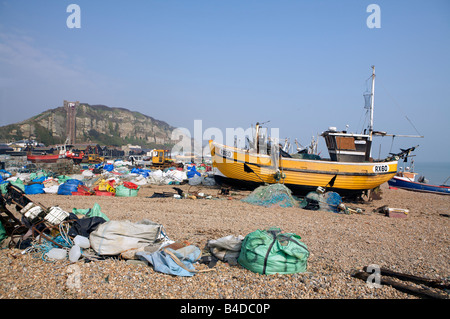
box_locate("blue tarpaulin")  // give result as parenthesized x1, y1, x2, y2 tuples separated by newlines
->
(131, 168, 151, 177)
(57, 182, 80, 195)
(187, 166, 201, 179)
(136, 246, 202, 277)
(65, 179, 84, 186)
(0, 169, 11, 178)
(31, 176, 47, 183)
(25, 183, 45, 195)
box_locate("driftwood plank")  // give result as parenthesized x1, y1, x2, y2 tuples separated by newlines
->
(363, 266, 450, 290)
(352, 271, 448, 299)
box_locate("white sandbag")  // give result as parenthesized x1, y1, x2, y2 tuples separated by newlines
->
(151, 170, 163, 178)
(131, 178, 148, 186)
(113, 160, 125, 166)
(89, 219, 165, 256)
(69, 174, 84, 181)
(208, 235, 244, 252)
(13, 173, 32, 182)
(207, 235, 244, 262)
(44, 185, 59, 194)
(81, 170, 94, 177)
(147, 170, 164, 184)
(188, 174, 202, 186)
(165, 169, 187, 182)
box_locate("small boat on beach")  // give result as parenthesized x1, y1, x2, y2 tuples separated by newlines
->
(388, 167, 450, 195)
(26, 153, 63, 163)
(26, 140, 82, 164)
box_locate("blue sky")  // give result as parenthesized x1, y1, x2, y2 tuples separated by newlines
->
(0, 0, 449, 162)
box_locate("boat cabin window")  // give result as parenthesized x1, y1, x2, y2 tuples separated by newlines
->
(336, 136, 356, 150)
(324, 135, 336, 149)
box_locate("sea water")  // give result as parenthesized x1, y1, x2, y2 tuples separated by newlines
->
(399, 161, 450, 186)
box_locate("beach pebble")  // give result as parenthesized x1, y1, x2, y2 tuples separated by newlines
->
(1, 183, 448, 299)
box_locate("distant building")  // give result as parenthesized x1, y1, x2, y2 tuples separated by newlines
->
(64, 100, 79, 144)
(121, 144, 143, 156)
(7, 140, 43, 148)
(102, 146, 124, 158)
(0, 144, 13, 155)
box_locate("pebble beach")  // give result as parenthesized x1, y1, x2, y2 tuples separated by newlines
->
(1, 182, 449, 301)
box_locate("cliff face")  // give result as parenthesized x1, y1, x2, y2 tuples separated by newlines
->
(0, 103, 180, 148)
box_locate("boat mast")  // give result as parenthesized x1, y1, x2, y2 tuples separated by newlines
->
(369, 65, 375, 141)
(255, 122, 260, 153)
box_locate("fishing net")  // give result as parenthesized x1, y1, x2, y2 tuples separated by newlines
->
(299, 190, 342, 213)
(241, 183, 298, 208)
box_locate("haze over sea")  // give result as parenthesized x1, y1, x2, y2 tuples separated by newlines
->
(400, 161, 450, 186)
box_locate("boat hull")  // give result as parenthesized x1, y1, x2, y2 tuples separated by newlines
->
(27, 154, 62, 163)
(388, 176, 450, 195)
(209, 140, 398, 196)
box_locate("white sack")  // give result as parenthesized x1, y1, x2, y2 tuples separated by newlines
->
(89, 219, 164, 256)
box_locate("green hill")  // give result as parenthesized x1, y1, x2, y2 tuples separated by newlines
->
(0, 103, 178, 148)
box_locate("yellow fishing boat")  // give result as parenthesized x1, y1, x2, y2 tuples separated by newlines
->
(209, 66, 414, 197)
(209, 138, 398, 197)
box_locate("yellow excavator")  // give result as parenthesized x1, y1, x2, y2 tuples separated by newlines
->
(83, 145, 105, 164)
(149, 149, 176, 169)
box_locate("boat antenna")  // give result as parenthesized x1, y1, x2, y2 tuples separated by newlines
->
(377, 76, 423, 137)
(442, 176, 450, 186)
(369, 65, 375, 142)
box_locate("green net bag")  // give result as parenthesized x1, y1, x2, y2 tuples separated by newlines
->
(238, 227, 309, 275)
(0, 182, 8, 195)
(0, 220, 6, 244)
(115, 184, 140, 197)
(10, 179, 25, 192)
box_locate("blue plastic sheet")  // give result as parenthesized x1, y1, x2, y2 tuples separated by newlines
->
(25, 183, 45, 195)
(57, 182, 79, 195)
(31, 176, 47, 183)
(187, 166, 201, 179)
(0, 169, 11, 178)
(131, 168, 150, 177)
(136, 246, 202, 277)
(65, 179, 84, 186)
